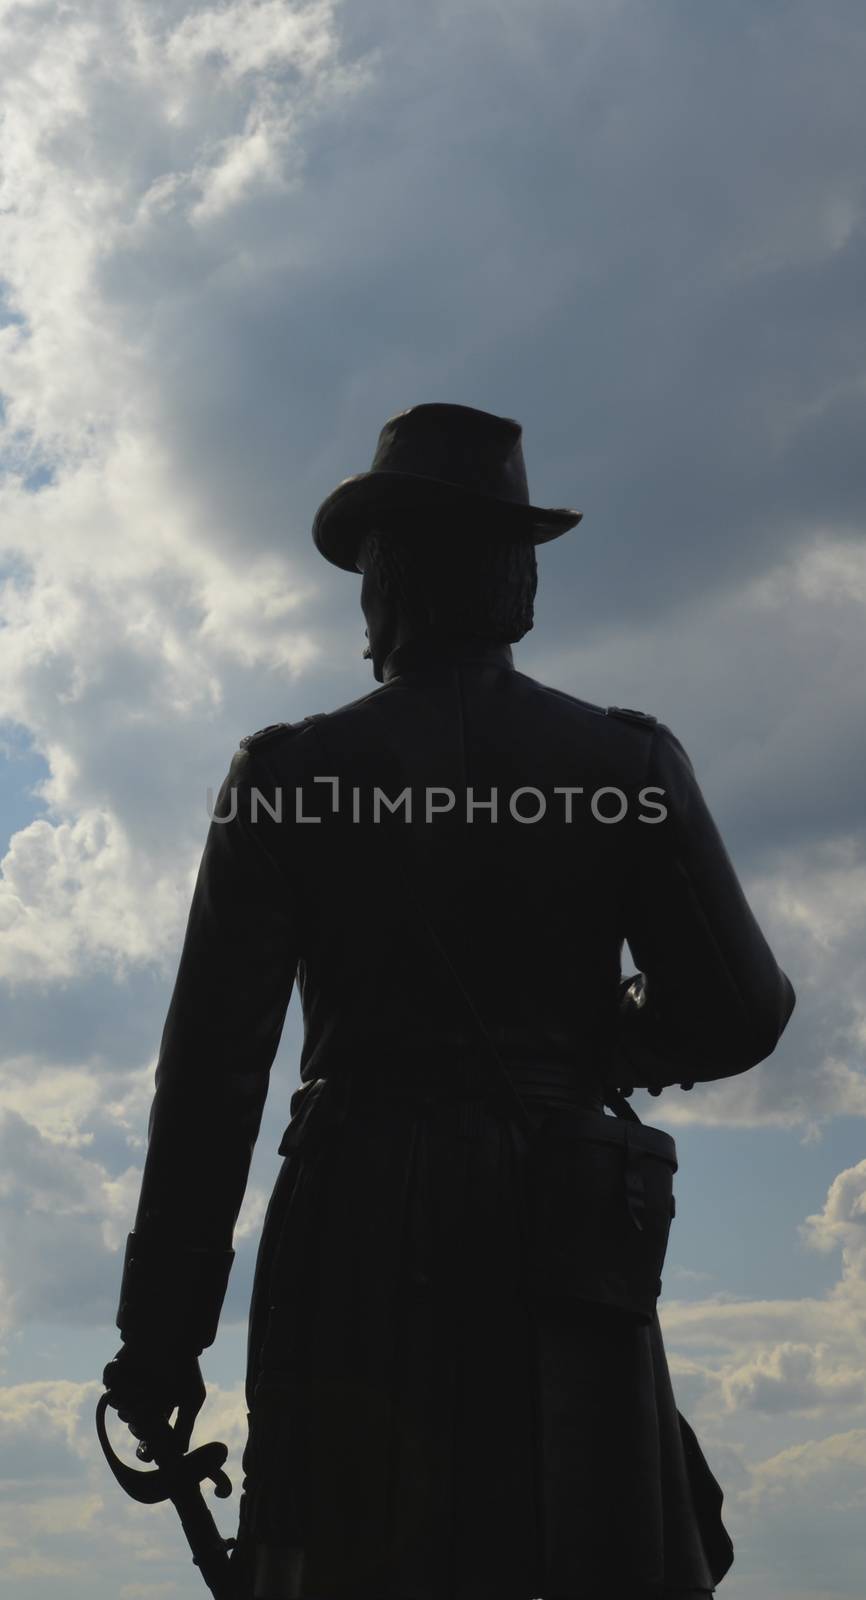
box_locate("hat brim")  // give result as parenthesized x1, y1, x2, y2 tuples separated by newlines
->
(312, 471, 583, 572)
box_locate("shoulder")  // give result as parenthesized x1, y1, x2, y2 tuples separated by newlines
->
(513, 675, 683, 802)
(239, 720, 306, 752)
(290, 683, 393, 745)
(514, 671, 661, 733)
(312, 683, 392, 724)
(511, 668, 601, 713)
(605, 703, 659, 730)
(236, 685, 391, 765)
(601, 708, 690, 781)
(229, 717, 319, 784)
(237, 697, 383, 752)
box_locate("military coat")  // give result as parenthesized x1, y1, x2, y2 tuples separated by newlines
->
(124, 633, 795, 1600)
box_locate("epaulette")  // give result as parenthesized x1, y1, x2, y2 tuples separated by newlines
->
(239, 720, 299, 751)
(239, 713, 328, 752)
(606, 705, 658, 728)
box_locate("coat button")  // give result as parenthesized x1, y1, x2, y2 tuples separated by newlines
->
(648, 1083, 663, 1097)
(680, 1080, 695, 1091)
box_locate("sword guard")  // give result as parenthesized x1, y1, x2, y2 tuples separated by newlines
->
(96, 1393, 233, 1505)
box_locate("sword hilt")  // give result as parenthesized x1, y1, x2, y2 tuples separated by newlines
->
(95, 1392, 233, 1505)
(96, 1393, 240, 1597)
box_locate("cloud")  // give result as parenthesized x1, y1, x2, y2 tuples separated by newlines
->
(722, 1342, 866, 1415)
(0, 1374, 245, 1588)
(743, 1426, 866, 1510)
(0, 1380, 92, 1489)
(0, 1110, 140, 1334)
(658, 1160, 866, 1428)
(657, 1164, 866, 1593)
(800, 1160, 866, 1327)
(707, 1427, 866, 1599)
(0, 1080, 288, 1338)
(1, 2, 866, 1593)
(2, 0, 864, 1017)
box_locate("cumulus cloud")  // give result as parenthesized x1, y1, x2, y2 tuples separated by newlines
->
(0, 1374, 245, 1589)
(658, 1166, 866, 1596)
(1, 1, 866, 1594)
(801, 1161, 866, 1253)
(0, 0, 349, 993)
(657, 1160, 866, 1469)
(800, 1160, 866, 1328)
(0, 1098, 281, 1337)
(2, 0, 863, 1028)
(722, 1341, 865, 1415)
(0, 1110, 140, 1333)
(725, 1428, 866, 1597)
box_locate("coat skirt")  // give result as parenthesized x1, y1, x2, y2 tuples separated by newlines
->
(232, 1068, 734, 1600)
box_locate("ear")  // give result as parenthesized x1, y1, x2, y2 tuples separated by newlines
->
(357, 531, 389, 595)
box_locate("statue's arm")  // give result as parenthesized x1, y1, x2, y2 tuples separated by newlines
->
(114, 741, 300, 1355)
(615, 721, 796, 1090)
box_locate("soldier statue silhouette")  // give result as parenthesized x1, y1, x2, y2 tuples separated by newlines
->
(103, 403, 796, 1599)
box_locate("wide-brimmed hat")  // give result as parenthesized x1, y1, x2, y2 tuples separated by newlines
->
(312, 402, 583, 572)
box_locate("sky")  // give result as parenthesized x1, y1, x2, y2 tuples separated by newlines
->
(0, 0, 865, 1594)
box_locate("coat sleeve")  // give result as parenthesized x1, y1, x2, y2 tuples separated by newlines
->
(115, 741, 300, 1354)
(612, 721, 796, 1091)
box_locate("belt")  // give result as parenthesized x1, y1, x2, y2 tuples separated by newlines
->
(503, 1060, 606, 1115)
(295, 1059, 606, 1114)
(280, 1062, 607, 1158)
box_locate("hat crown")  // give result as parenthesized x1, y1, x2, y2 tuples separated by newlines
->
(370, 403, 530, 507)
(311, 399, 582, 571)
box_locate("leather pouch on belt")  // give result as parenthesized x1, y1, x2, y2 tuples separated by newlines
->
(525, 1114, 678, 1325)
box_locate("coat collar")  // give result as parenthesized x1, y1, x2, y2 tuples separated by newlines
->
(382, 634, 515, 683)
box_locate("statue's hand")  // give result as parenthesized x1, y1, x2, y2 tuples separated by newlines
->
(610, 972, 696, 1094)
(102, 1342, 206, 1458)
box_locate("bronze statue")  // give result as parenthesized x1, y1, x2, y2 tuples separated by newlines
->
(103, 403, 796, 1599)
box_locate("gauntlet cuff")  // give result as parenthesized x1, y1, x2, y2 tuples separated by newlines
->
(115, 1231, 235, 1353)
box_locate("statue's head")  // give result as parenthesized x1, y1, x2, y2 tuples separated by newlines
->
(356, 511, 538, 681)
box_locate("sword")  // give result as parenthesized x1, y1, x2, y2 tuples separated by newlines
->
(95, 1392, 239, 1600)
